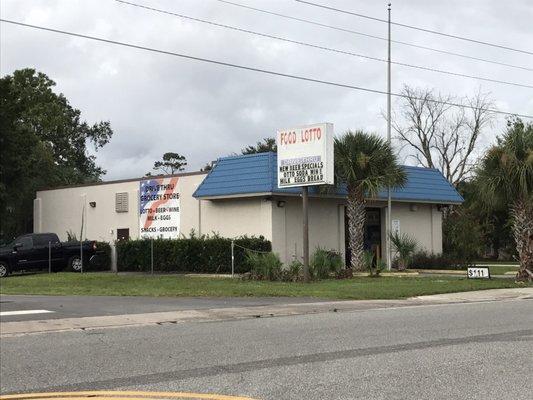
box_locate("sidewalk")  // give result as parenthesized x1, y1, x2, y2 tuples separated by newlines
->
(413, 287, 533, 302)
(2, 287, 531, 337)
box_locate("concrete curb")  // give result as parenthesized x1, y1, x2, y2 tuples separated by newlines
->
(0, 300, 405, 337)
(414, 269, 467, 275)
(1, 287, 531, 337)
(412, 287, 533, 302)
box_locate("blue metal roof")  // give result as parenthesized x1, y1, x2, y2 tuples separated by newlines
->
(193, 152, 463, 204)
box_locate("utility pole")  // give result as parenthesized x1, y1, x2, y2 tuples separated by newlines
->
(386, 3, 392, 271)
(302, 186, 310, 282)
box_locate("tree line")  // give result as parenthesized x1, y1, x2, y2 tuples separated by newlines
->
(1, 68, 531, 279)
(0, 69, 112, 241)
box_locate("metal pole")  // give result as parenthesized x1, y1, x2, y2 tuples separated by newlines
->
(231, 240, 235, 278)
(151, 239, 154, 275)
(48, 241, 51, 274)
(111, 242, 117, 274)
(302, 186, 310, 282)
(80, 198, 85, 274)
(386, 3, 392, 271)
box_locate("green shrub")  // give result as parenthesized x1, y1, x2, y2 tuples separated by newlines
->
(390, 232, 417, 270)
(116, 235, 271, 273)
(335, 267, 353, 279)
(411, 251, 459, 270)
(362, 250, 384, 277)
(362, 250, 375, 272)
(310, 248, 343, 279)
(247, 251, 282, 281)
(374, 258, 386, 276)
(443, 210, 483, 266)
(89, 241, 112, 271)
(282, 260, 303, 282)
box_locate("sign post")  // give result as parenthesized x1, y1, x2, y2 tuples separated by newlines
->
(48, 241, 52, 274)
(231, 240, 235, 278)
(277, 123, 334, 282)
(151, 238, 154, 275)
(302, 186, 310, 281)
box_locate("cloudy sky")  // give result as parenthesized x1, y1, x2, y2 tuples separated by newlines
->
(1, 0, 532, 180)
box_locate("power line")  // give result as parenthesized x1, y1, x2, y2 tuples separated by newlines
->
(214, 0, 533, 72)
(1, 18, 532, 119)
(295, 0, 533, 56)
(115, 0, 533, 90)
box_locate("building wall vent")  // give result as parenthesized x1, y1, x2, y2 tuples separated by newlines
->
(115, 192, 129, 213)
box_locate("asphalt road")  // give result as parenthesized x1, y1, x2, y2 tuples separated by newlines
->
(1, 297, 532, 399)
(0, 295, 323, 322)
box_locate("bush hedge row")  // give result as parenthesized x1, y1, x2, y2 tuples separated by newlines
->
(91, 241, 112, 271)
(116, 235, 271, 273)
(410, 251, 466, 270)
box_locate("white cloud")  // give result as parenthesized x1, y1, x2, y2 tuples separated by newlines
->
(1, 0, 532, 179)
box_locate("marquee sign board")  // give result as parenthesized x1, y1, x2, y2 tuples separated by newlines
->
(277, 123, 334, 188)
(467, 267, 491, 279)
(139, 177, 180, 239)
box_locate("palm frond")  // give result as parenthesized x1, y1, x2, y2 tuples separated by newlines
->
(334, 130, 407, 198)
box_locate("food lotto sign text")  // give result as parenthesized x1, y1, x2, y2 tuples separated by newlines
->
(277, 123, 334, 188)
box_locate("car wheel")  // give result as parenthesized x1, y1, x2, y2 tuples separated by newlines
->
(0, 262, 9, 278)
(68, 256, 83, 272)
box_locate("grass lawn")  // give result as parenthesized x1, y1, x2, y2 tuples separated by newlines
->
(474, 260, 519, 265)
(413, 265, 520, 275)
(484, 265, 519, 275)
(0, 273, 529, 300)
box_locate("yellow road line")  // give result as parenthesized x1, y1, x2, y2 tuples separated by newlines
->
(1, 397, 246, 400)
(0, 391, 256, 400)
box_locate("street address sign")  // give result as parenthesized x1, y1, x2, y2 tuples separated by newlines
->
(467, 267, 490, 279)
(277, 123, 334, 188)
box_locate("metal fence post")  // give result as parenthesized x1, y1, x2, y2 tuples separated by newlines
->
(111, 242, 118, 273)
(80, 240, 83, 274)
(231, 240, 235, 278)
(48, 241, 51, 274)
(151, 239, 154, 275)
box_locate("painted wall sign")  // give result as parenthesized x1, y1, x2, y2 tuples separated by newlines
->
(277, 123, 334, 188)
(139, 177, 180, 239)
(467, 267, 491, 279)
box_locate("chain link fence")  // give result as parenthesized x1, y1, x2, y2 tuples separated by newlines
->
(5, 231, 270, 277)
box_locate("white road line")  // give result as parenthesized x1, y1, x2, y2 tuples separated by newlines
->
(0, 309, 54, 316)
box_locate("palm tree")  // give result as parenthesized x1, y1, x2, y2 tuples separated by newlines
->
(334, 131, 407, 271)
(477, 119, 533, 281)
(389, 231, 417, 270)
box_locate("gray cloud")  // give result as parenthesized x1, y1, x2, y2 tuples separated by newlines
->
(1, 0, 532, 179)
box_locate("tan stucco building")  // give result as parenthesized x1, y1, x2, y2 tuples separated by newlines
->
(34, 152, 462, 265)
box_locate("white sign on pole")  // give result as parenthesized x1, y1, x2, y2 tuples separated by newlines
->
(277, 123, 334, 188)
(392, 219, 400, 235)
(139, 177, 180, 239)
(467, 267, 491, 279)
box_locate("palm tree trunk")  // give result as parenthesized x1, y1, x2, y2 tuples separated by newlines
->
(347, 186, 366, 271)
(511, 199, 533, 281)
